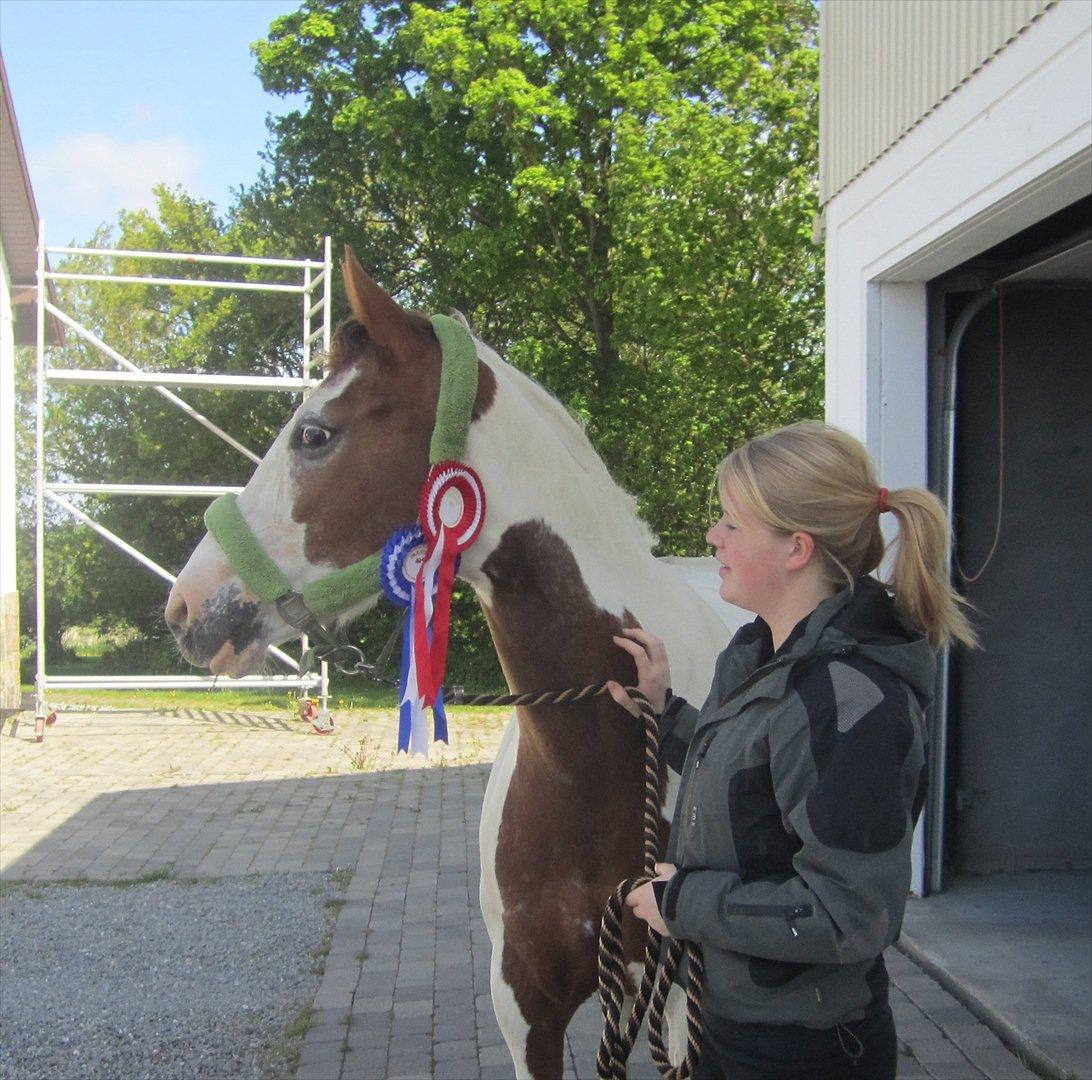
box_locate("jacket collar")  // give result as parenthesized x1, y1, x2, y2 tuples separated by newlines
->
(701, 576, 936, 726)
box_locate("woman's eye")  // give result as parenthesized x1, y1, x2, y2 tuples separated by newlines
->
(299, 424, 333, 449)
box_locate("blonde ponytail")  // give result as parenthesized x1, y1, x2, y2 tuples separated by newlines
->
(882, 488, 978, 650)
(717, 421, 979, 651)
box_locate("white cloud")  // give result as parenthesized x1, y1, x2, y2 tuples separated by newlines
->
(29, 132, 203, 223)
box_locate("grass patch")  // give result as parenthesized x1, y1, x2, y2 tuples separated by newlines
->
(0, 865, 174, 898)
(274, 1004, 314, 1075)
(283, 1005, 314, 1041)
(21, 678, 515, 727)
(0, 878, 40, 899)
(117, 866, 175, 887)
(25, 685, 398, 713)
(341, 734, 390, 772)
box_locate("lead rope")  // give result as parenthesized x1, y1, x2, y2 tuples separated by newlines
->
(455, 682, 706, 1079)
(594, 688, 705, 1080)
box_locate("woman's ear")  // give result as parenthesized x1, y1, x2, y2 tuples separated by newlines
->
(786, 531, 817, 572)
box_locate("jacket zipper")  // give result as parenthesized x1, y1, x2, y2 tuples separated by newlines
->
(678, 644, 856, 851)
(722, 901, 814, 938)
(693, 733, 714, 771)
(721, 902, 813, 918)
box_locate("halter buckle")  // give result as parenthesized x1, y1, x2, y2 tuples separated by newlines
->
(275, 592, 340, 651)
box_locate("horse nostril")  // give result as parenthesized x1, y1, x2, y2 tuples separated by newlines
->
(165, 589, 189, 634)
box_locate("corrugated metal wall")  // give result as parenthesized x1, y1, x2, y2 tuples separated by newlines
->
(820, 0, 1057, 205)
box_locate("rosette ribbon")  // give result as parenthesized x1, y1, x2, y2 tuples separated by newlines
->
(414, 460, 486, 707)
(381, 526, 452, 756)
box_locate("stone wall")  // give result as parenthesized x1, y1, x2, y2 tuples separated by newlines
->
(1, 590, 19, 711)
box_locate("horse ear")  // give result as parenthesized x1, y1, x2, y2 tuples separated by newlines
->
(342, 244, 413, 354)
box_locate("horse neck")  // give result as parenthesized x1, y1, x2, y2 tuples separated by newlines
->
(456, 354, 697, 743)
(459, 353, 665, 620)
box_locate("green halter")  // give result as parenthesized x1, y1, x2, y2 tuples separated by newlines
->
(203, 313, 479, 632)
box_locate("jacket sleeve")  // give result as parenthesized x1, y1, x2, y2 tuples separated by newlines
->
(661, 653, 926, 965)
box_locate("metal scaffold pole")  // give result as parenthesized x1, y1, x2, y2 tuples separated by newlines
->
(32, 233, 335, 733)
(33, 222, 46, 736)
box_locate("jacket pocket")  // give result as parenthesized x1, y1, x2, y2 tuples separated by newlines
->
(748, 955, 815, 989)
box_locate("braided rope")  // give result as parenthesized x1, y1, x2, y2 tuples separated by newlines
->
(594, 690, 704, 1079)
(448, 681, 612, 708)
(445, 681, 705, 1077)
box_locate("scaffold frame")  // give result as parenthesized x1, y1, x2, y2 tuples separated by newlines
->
(33, 225, 334, 731)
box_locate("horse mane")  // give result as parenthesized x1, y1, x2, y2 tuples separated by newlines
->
(470, 330, 659, 554)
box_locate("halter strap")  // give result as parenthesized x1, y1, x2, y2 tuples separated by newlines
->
(203, 491, 292, 605)
(429, 313, 479, 465)
(203, 313, 479, 619)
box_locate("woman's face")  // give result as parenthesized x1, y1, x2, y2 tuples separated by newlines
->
(705, 486, 794, 614)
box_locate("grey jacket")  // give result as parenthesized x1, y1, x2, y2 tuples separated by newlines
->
(657, 575, 934, 1028)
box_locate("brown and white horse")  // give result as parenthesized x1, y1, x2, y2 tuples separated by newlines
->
(166, 250, 745, 1078)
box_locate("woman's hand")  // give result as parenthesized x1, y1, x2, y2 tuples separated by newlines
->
(624, 863, 677, 937)
(608, 627, 672, 716)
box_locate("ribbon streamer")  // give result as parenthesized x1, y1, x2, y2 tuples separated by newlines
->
(381, 527, 448, 755)
(411, 530, 445, 706)
(378, 460, 484, 752)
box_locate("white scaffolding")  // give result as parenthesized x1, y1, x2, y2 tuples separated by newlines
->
(34, 226, 334, 730)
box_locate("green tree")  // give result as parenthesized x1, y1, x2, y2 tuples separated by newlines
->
(250, 0, 823, 552)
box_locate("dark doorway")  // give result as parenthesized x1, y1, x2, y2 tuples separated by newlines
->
(949, 285, 1091, 873)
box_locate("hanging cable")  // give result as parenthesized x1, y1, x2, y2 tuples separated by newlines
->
(956, 285, 1006, 583)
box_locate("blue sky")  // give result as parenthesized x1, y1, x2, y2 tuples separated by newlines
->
(1, 0, 306, 245)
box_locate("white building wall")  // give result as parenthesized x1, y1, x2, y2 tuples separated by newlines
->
(824, 0, 1090, 457)
(822, 0, 1092, 892)
(820, 0, 1054, 204)
(0, 244, 20, 709)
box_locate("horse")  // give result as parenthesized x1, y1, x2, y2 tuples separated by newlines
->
(166, 247, 746, 1077)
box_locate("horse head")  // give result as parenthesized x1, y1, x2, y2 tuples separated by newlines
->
(165, 246, 494, 675)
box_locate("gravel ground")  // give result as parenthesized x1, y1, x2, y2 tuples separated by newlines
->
(0, 873, 341, 1080)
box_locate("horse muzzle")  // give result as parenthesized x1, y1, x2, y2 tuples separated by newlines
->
(166, 578, 270, 672)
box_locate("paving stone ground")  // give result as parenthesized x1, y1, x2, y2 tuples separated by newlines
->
(2, 707, 1039, 1079)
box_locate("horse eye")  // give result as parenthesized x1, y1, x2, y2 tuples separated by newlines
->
(298, 423, 334, 450)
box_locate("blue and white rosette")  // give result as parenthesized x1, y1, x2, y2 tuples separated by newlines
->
(381, 526, 450, 756)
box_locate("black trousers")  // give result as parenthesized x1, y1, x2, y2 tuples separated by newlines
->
(691, 996, 897, 1080)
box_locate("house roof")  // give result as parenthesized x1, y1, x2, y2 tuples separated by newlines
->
(1, 50, 62, 345)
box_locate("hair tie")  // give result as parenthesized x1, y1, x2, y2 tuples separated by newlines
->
(877, 487, 891, 514)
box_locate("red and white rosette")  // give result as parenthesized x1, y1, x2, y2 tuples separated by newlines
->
(412, 460, 486, 704)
